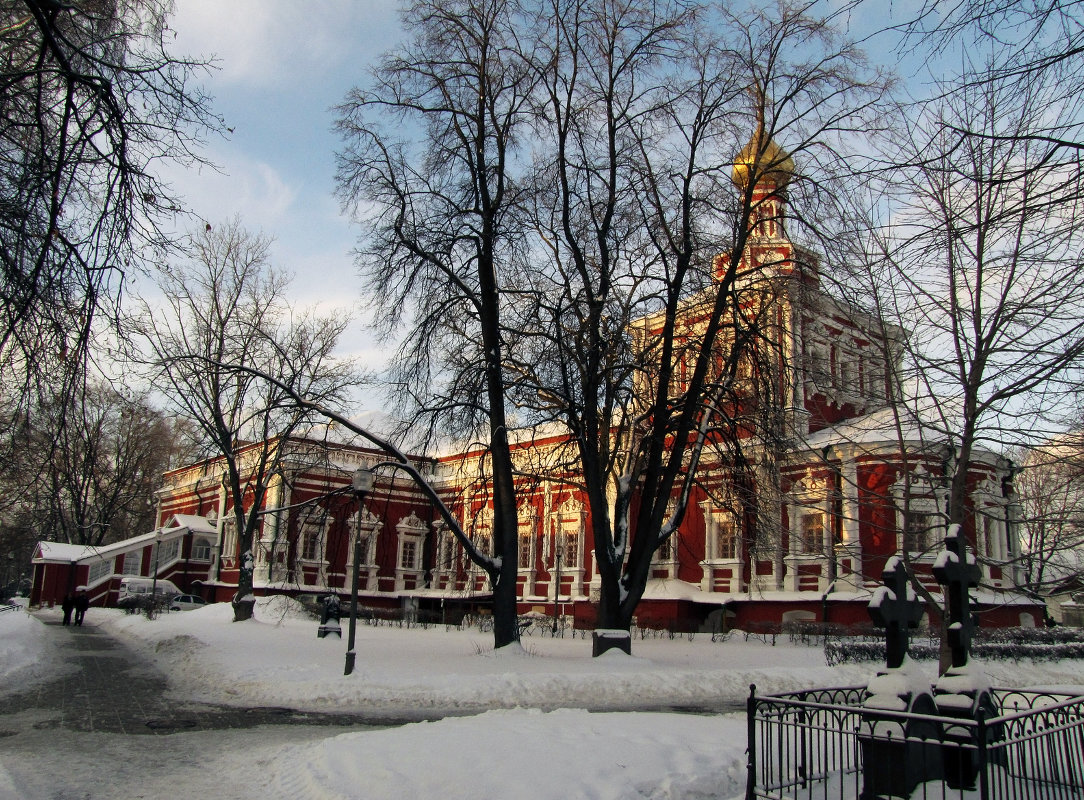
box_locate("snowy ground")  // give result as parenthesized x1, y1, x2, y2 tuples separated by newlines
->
(3, 598, 1082, 800)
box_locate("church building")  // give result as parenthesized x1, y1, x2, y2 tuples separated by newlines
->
(30, 133, 1041, 631)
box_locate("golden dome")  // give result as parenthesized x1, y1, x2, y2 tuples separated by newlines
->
(731, 129, 794, 191)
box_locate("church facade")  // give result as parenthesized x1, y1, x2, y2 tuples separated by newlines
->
(31, 136, 1041, 631)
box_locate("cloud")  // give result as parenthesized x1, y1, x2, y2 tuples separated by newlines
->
(162, 147, 297, 230)
(169, 0, 401, 91)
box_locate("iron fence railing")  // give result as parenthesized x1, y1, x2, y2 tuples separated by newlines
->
(747, 684, 1084, 800)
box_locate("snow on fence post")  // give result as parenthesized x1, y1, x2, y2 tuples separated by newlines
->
(592, 628, 631, 657)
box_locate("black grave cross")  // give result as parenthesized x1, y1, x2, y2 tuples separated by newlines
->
(868, 558, 925, 669)
(932, 528, 981, 668)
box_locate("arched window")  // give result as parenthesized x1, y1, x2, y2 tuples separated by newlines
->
(191, 537, 212, 561)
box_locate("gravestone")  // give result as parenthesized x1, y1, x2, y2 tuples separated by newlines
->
(930, 527, 1001, 790)
(860, 557, 941, 799)
(931, 528, 980, 669)
(869, 557, 925, 669)
(318, 593, 342, 639)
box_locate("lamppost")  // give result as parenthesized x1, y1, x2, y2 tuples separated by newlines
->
(552, 532, 562, 636)
(150, 528, 163, 618)
(345, 467, 374, 676)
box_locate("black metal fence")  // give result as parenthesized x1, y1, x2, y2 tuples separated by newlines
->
(747, 685, 1084, 799)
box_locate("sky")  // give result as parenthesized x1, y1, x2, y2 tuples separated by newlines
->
(164, 1, 405, 379)
(154, 0, 930, 416)
(3, 598, 1082, 799)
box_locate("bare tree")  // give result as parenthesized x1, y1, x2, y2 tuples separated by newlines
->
(1014, 435, 1084, 597)
(335, 0, 536, 648)
(27, 382, 177, 546)
(0, 0, 217, 432)
(841, 45, 1084, 669)
(868, 69, 1084, 539)
(134, 220, 361, 621)
(514, 0, 886, 638)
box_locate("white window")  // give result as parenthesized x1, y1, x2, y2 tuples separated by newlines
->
(158, 538, 180, 565)
(87, 559, 111, 584)
(399, 539, 418, 570)
(348, 511, 380, 567)
(867, 359, 884, 398)
(808, 345, 830, 387)
(122, 551, 141, 575)
(657, 534, 673, 562)
(191, 537, 212, 561)
(892, 467, 946, 558)
(715, 519, 739, 560)
(983, 512, 1006, 561)
(300, 521, 324, 562)
(356, 530, 372, 566)
(801, 512, 824, 554)
(519, 530, 534, 569)
(561, 529, 579, 566)
(838, 357, 855, 393)
(436, 530, 456, 571)
(903, 510, 935, 553)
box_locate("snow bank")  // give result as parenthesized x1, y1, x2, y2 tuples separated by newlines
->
(270, 709, 749, 800)
(97, 602, 876, 713)
(0, 607, 70, 694)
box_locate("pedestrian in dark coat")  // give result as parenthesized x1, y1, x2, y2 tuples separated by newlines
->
(61, 594, 74, 626)
(73, 591, 89, 626)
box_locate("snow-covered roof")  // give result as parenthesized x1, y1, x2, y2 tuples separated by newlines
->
(803, 404, 945, 451)
(640, 578, 723, 603)
(33, 518, 216, 565)
(32, 541, 102, 564)
(165, 514, 218, 535)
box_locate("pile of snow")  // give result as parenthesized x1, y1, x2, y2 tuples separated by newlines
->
(0, 605, 72, 688)
(270, 709, 748, 800)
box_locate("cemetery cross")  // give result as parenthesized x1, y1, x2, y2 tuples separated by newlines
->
(931, 528, 980, 669)
(869, 557, 925, 669)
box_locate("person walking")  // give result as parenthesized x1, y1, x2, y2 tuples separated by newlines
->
(73, 590, 89, 626)
(61, 593, 74, 626)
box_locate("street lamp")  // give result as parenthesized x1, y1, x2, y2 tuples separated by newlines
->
(150, 529, 163, 619)
(345, 467, 374, 676)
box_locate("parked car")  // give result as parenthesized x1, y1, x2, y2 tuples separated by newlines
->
(169, 594, 207, 612)
(117, 577, 181, 612)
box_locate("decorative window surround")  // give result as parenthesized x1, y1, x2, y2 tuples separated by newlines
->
(394, 511, 428, 591)
(518, 508, 538, 595)
(429, 523, 459, 590)
(297, 515, 329, 587)
(699, 499, 743, 593)
(650, 501, 681, 579)
(974, 474, 1011, 587)
(548, 496, 586, 599)
(348, 508, 382, 592)
(784, 470, 832, 592)
(892, 466, 946, 559)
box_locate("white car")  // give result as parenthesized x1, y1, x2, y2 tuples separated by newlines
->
(169, 594, 208, 611)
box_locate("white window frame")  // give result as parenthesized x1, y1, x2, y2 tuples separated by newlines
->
(893, 467, 946, 558)
(121, 551, 141, 575)
(87, 558, 111, 585)
(518, 516, 536, 570)
(347, 509, 381, 568)
(399, 538, 419, 570)
(298, 516, 327, 563)
(191, 537, 212, 561)
(394, 512, 428, 589)
(787, 471, 830, 558)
